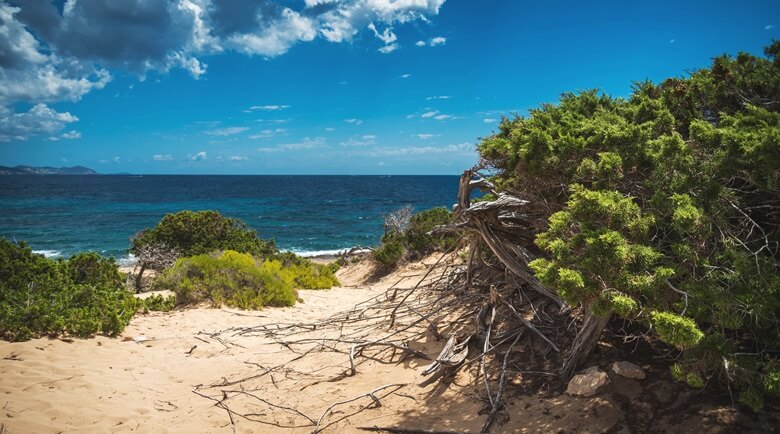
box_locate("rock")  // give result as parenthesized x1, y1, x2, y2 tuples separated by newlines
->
(611, 361, 646, 379)
(566, 366, 610, 397)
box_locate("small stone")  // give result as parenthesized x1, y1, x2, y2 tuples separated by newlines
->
(611, 361, 646, 379)
(566, 366, 610, 397)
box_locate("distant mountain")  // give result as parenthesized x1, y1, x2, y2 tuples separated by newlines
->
(0, 165, 98, 175)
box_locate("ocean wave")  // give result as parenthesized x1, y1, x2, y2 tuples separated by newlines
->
(116, 253, 137, 267)
(32, 249, 62, 258)
(288, 248, 372, 258)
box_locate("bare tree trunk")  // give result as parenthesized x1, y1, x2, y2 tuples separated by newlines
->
(135, 262, 147, 294)
(560, 309, 610, 380)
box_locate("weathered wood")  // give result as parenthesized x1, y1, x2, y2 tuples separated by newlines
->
(560, 310, 611, 380)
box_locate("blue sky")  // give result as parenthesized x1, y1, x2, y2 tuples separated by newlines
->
(0, 0, 778, 175)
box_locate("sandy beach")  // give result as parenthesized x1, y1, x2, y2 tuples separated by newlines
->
(1, 257, 777, 433)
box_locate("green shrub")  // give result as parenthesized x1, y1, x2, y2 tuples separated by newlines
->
(131, 210, 277, 270)
(373, 235, 407, 268)
(477, 41, 780, 407)
(0, 240, 140, 341)
(154, 250, 299, 309)
(142, 294, 176, 312)
(373, 207, 456, 268)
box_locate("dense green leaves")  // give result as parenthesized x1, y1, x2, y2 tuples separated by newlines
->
(0, 240, 140, 341)
(131, 210, 277, 267)
(479, 42, 780, 409)
(154, 250, 300, 309)
(373, 207, 457, 268)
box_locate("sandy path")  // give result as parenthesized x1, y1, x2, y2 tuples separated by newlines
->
(2, 259, 776, 434)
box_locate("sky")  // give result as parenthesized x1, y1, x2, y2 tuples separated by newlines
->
(0, 1, 778, 175)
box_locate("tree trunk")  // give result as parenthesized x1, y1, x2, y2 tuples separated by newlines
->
(560, 309, 610, 380)
(134, 262, 147, 294)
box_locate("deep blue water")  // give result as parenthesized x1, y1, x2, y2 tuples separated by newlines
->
(0, 175, 460, 263)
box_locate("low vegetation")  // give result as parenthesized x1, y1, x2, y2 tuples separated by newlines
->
(154, 250, 298, 309)
(0, 240, 140, 341)
(373, 207, 458, 268)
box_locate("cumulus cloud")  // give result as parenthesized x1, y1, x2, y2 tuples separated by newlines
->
(153, 154, 174, 161)
(415, 36, 446, 47)
(190, 151, 207, 160)
(0, 103, 79, 142)
(0, 0, 447, 142)
(61, 130, 81, 139)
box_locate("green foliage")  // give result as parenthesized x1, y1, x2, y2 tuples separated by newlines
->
(477, 42, 780, 408)
(154, 250, 302, 309)
(373, 207, 457, 268)
(142, 294, 176, 312)
(650, 311, 704, 349)
(0, 240, 140, 341)
(131, 210, 277, 268)
(373, 235, 407, 268)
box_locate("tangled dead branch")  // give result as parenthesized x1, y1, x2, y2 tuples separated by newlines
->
(191, 170, 611, 432)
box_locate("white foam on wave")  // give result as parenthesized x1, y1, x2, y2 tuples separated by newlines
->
(288, 248, 372, 258)
(116, 253, 137, 266)
(32, 250, 62, 258)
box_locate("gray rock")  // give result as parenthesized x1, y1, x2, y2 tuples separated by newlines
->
(566, 366, 610, 397)
(611, 361, 646, 379)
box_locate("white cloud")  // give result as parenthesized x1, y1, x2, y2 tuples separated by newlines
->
(229, 155, 248, 161)
(418, 110, 453, 121)
(190, 151, 207, 161)
(370, 142, 472, 157)
(378, 43, 399, 54)
(344, 118, 363, 125)
(669, 39, 676, 44)
(0, 103, 79, 142)
(61, 130, 81, 139)
(433, 114, 452, 120)
(429, 36, 446, 46)
(414, 133, 437, 139)
(205, 126, 249, 136)
(249, 128, 288, 139)
(420, 111, 438, 118)
(0, 0, 447, 141)
(246, 104, 290, 111)
(426, 95, 451, 100)
(257, 136, 326, 152)
(153, 154, 174, 161)
(341, 134, 377, 147)
(324, 127, 336, 132)
(416, 36, 446, 47)
(483, 118, 497, 123)
(400, 73, 411, 79)
(765, 24, 774, 30)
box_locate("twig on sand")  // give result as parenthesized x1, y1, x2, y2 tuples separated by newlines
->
(314, 383, 407, 433)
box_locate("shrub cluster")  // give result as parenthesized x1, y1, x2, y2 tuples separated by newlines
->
(373, 207, 457, 268)
(0, 240, 140, 341)
(479, 42, 780, 409)
(153, 250, 338, 309)
(131, 210, 277, 270)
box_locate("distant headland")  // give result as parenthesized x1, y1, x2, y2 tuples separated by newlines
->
(0, 165, 98, 175)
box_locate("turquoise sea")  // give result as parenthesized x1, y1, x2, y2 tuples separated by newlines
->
(0, 175, 460, 263)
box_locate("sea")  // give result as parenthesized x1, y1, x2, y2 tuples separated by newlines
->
(0, 175, 461, 265)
